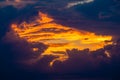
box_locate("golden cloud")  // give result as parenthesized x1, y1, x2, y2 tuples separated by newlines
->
(11, 12, 112, 66)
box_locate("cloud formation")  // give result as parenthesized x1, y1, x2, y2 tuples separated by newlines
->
(0, 0, 37, 8)
(0, 0, 120, 77)
(66, 0, 94, 8)
(10, 12, 113, 68)
(52, 41, 120, 74)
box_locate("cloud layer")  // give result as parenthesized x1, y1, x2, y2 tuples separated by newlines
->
(0, 0, 37, 8)
(0, 1, 120, 78)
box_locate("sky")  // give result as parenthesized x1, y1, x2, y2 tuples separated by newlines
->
(0, 0, 120, 80)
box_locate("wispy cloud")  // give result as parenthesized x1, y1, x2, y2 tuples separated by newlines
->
(66, 0, 94, 8)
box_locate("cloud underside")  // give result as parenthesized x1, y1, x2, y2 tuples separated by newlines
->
(0, 0, 37, 8)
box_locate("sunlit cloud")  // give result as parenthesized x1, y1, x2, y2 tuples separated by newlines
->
(0, 0, 37, 8)
(66, 0, 94, 8)
(11, 12, 112, 66)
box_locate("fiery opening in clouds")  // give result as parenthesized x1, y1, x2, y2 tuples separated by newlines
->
(11, 12, 112, 66)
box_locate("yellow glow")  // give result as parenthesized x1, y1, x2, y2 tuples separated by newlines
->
(33, 48, 39, 52)
(11, 12, 112, 66)
(105, 50, 111, 58)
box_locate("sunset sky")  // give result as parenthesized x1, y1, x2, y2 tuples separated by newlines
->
(0, 0, 120, 80)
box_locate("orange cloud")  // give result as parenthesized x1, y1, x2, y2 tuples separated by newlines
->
(11, 12, 112, 66)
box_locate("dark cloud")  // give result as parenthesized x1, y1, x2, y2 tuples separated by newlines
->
(43, 0, 120, 39)
(51, 42, 120, 77)
(0, 0, 38, 9)
(0, 31, 48, 73)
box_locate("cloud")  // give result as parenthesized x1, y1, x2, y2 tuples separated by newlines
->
(0, 1, 120, 78)
(66, 0, 94, 8)
(1, 31, 48, 63)
(52, 42, 120, 74)
(0, 0, 37, 8)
